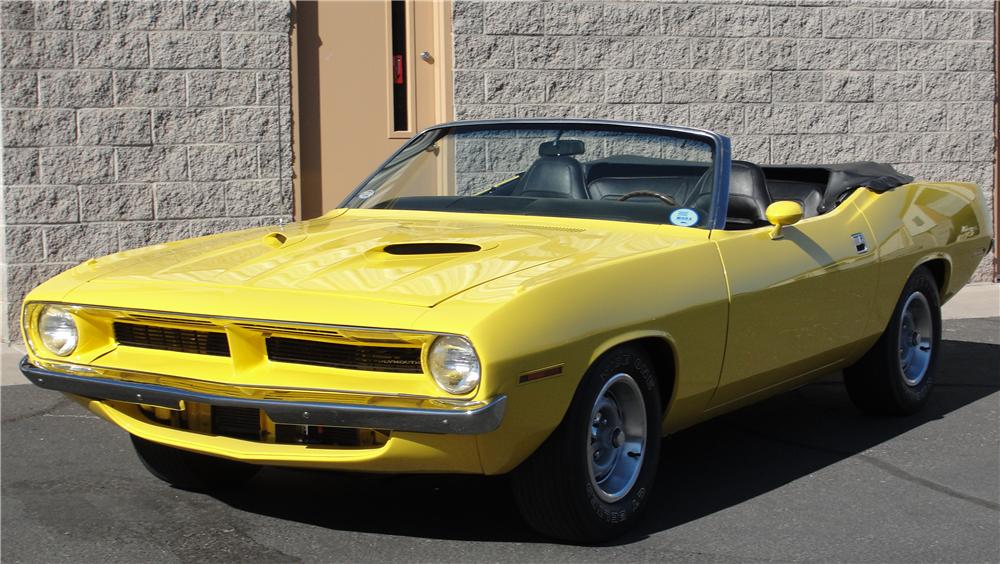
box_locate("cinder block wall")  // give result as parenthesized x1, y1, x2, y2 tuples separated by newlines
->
(453, 0, 996, 280)
(1, 0, 294, 341)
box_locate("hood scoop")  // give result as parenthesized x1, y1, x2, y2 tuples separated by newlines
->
(381, 243, 482, 255)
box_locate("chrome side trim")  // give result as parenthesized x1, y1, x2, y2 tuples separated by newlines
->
(20, 357, 505, 435)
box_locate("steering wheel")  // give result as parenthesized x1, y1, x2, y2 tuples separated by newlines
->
(618, 190, 677, 207)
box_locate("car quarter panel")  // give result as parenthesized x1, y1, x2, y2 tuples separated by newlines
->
(421, 228, 729, 475)
(852, 182, 993, 338)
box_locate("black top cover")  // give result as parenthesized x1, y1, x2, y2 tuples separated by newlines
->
(761, 161, 913, 214)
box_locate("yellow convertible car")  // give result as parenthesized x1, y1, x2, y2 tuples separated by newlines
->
(20, 120, 993, 542)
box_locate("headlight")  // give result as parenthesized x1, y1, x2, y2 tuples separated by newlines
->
(37, 305, 78, 357)
(428, 335, 481, 394)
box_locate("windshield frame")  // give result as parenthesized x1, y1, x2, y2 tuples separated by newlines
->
(339, 118, 733, 229)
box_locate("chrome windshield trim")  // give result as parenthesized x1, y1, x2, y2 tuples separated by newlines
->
(20, 357, 505, 435)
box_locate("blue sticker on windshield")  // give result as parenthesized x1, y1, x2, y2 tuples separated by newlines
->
(669, 208, 699, 227)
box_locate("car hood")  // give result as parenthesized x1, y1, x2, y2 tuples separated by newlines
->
(67, 210, 639, 308)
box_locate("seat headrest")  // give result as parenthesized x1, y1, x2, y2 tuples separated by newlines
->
(727, 160, 771, 223)
(539, 139, 585, 157)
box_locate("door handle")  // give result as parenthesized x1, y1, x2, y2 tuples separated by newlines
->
(420, 51, 433, 63)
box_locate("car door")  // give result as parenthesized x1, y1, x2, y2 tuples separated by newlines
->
(707, 199, 879, 407)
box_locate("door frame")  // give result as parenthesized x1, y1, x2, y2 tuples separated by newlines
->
(289, 0, 454, 221)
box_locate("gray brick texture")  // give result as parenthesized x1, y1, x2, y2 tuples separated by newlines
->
(453, 0, 996, 282)
(1, 0, 293, 341)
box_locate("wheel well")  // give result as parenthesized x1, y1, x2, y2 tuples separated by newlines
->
(921, 258, 949, 294)
(631, 337, 676, 413)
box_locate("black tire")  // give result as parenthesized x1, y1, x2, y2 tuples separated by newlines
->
(510, 345, 662, 543)
(844, 266, 941, 415)
(130, 435, 260, 491)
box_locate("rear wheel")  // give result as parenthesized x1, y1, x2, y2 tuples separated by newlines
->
(510, 345, 662, 543)
(844, 266, 941, 415)
(130, 435, 260, 491)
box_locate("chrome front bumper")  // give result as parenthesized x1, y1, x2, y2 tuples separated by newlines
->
(20, 357, 506, 435)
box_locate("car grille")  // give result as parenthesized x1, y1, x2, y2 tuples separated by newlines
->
(266, 336, 423, 373)
(211, 405, 261, 441)
(113, 322, 231, 357)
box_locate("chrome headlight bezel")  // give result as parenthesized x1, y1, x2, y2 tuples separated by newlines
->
(427, 335, 481, 395)
(36, 305, 79, 357)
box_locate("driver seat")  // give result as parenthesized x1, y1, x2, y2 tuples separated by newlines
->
(727, 160, 771, 227)
(510, 140, 588, 200)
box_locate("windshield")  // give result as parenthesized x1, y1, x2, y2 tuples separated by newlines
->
(343, 123, 717, 228)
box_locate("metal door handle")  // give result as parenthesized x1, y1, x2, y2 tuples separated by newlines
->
(420, 51, 433, 63)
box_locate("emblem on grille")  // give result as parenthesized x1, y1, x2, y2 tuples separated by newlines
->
(851, 233, 868, 254)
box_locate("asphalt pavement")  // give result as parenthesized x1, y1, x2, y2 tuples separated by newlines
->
(2, 317, 998, 563)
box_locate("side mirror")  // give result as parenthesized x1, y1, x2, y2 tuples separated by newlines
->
(765, 201, 804, 240)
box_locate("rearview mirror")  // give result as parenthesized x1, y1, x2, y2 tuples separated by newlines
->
(766, 201, 804, 240)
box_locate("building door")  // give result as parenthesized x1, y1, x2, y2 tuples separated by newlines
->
(295, 0, 453, 219)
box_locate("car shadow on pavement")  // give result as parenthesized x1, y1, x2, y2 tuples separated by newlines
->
(211, 338, 999, 545)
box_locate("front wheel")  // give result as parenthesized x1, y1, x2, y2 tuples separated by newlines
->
(510, 345, 662, 543)
(844, 266, 941, 415)
(131, 435, 260, 491)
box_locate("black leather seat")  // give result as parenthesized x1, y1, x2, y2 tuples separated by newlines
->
(727, 160, 771, 226)
(510, 141, 588, 200)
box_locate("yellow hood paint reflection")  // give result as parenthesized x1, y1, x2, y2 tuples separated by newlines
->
(76, 210, 691, 308)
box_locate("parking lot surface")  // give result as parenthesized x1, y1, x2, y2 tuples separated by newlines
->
(2, 317, 998, 563)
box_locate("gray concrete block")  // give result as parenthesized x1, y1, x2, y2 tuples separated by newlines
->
(149, 32, 220, 68)
(453, 1, 483, 35)
(662, 4, 715, 37)
(603, 3, 660, 36)
(225, 179, 290, 216)
(923, 10, 973, 40)
(771, 8, 823, 37)
(824, 72, 874, 102)
(898, 101, 948, 131)
(187, 70, 256, 106)
(39, 70, 113, 108)
(516, 36, 574, 69)
(44, 223, 119, 262)
(947, 101, 993, 130)
(899, 40, 949, 70)
(850, 103, 898, 132)
(693, 39, 746, 70)
(224, 107, 279, 143)
(872, 8, 922, 39)
(114, 70, 187, 106)
(454, 70, 484, 104)
(110, 0, 184, 30)
(1, 71, 37, 107)
(1, 32, 75, 69)
(746, 39, 797, 70)
(691, 103, 745, 135)
(798, 39, 851, 69)
(118, 220, 191, 249)
(633, 104, 690, 127)
(579, 37, 636, 70)
(772, 71, 824, 102)
(257, 71, 291, 105)
(484, 71, 546, 104)
(545, 71, 605, 104)
(849, 40, 898, 70)
(823, 7, 872, 38)
(5, 226, 46, 264)
(946, 41, 993, 71)
(70, 0, 110, 30)
(483, 2, 543, 35)
(4, 185, 79, 224)
(573, 103, 635, 121)
(971, 11, 992, 40)
(155, 182, 227, 218)
(798, 102, 851, 133)
(771, 134, 824, 164)
(184, 0, 256, 31)
(2, 109, 76, 147)
(188, 144, 257, 181)
(3, 149, 38, 185)
(873, 71, 924, 101)
(79, 184, 154, 221)
(255, 0, 291, 33)
(76, 32, 149, 68)
(78, 109, 152, 145)
(455, 35, 514, 69)
(116, 146, 188, 182)
(731, 134, 771, 163)
(715, 5, 769, 38)
(606, 70, 662, 103)
(152, 108, 224, 144)
(39, 147, 115, 184)
(823, 134, 875, 162)
(34, 0, 71, 30)
(1, 1, 34, 30)
(746, 103, 799, 134)
(719, 71, 771, 103)
(923, 132, 973, 161)
(221, 33, 288, 69)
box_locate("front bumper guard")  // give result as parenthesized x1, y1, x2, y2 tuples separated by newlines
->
(20, 357, 505, 435)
